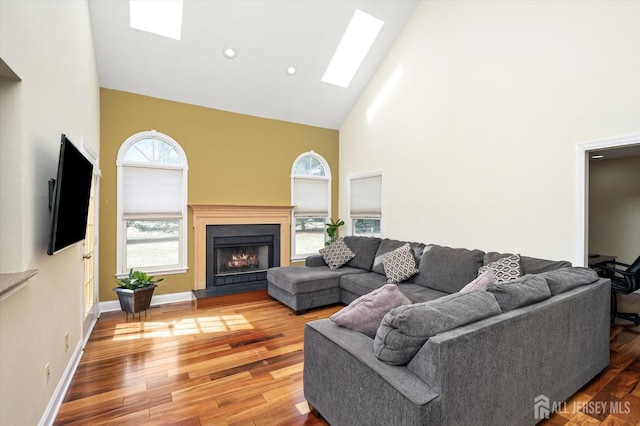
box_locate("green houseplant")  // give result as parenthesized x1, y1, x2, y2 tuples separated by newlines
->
(114, 269, 164, 320)
(325, 218, 345, 246)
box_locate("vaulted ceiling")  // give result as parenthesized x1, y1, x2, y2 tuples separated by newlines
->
(88, 0, 419, 130)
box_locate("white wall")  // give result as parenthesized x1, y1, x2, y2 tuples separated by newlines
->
(589, 156, 640, 265)
(340, 0, 640, 263)
(0, 1, 100, 424)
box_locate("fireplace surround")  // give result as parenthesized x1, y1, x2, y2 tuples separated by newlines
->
(191, 205, 292, 298)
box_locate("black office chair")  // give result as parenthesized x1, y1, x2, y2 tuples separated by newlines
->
(595, 255, 640, 326)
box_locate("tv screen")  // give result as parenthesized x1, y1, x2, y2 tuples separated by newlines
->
(47, 134, 94, 255)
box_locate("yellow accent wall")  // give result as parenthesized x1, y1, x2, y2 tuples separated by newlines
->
(99, 88, 338, 300)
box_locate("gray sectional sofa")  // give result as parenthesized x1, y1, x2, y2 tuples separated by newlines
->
(267, 236, 611, 425)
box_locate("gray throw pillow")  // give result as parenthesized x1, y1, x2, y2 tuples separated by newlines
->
(374, 291, 501, 365)
(330, 284, 412, 338)
(412, 245, 485, 293)
(486, 274, 551, 312)
(538, 267, 599, 295)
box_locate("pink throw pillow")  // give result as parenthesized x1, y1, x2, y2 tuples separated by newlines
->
(459, 270, 496, 293)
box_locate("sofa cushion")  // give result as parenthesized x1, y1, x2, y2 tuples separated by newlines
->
(383, 243, 419, 284)
(459, 270, 496, 293)
(396, 284, 449, 304)
(344, 236, 382, 271)
(486, 275, 551, 312)
(412, 245, 485, 293)
(478, 254, 521, 283)
(267, 265, 366, 294)
(484, 252, 572, 275)
(305, 254, 327, 267)
(340, 272, 389, 297)
(372, 239, 426, 275)
(319, 238, 355, 270)
(330, 284, 412, 338)
(373, 291, 501, 365)
(538, 267, 599, 295)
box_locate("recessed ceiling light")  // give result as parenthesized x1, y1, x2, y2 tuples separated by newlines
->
(286, 66, 297, 76)
(321, 9, 384, 88)
(591, 154, 604, 159)
(129, 0, 183, 41)
(223, 47, 237, 59)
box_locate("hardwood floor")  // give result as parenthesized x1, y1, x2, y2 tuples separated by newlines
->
(56, 292, 640, 425)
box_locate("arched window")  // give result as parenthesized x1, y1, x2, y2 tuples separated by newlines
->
(291, 151, 331, 259)
(116, 130, 188, 276)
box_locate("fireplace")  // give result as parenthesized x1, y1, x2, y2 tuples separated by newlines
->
(205, 224, 280, 295)
(190, 204, 293, 304)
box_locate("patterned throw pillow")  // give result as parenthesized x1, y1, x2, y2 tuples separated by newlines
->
(478, 254, 521, 283)
(383, 243, 419, 284)
(319, 238, 355, 270)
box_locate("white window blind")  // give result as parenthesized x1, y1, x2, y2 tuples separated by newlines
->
(123, 165, 183, 215)
(293, 177, 329, 217)
(350, 174, 382, 218)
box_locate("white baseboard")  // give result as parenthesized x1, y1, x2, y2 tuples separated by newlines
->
(99, 291, 193, 313)
(38, 339, 83, 426)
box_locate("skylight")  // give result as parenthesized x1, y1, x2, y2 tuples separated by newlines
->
(321, 9, 384, 88)
(130, 0, 183, 41)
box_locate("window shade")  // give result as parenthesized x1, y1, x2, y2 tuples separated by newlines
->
(350, 174, 382, 217)
(293, 177, 329, 216)
(123, 165, 183, 214)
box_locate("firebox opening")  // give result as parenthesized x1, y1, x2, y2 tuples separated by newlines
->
(216, 244, 269, 276)
(204, 224, 281, 296)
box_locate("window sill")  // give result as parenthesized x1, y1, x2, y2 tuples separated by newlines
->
(0, 269, 39, 303)
(116, 267, 188, 280)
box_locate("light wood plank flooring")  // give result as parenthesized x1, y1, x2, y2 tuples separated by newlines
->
(56, 292, 640, 425)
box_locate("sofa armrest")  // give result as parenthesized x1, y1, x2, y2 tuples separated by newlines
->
(304, 320, 439, 426)
(305, 254, 326, 267)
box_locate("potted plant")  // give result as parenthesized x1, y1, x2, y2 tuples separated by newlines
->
(325, 218, 345, 246)
(114, 269, 163, 320)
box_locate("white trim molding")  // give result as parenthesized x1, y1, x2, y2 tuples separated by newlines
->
(574, 133, 640, 267)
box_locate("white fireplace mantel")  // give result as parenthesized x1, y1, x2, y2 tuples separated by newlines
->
(190, 204, 293, 290)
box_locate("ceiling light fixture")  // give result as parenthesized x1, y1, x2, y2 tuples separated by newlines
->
(129, 0, 183, 41)
(286, 66, 297, 76)
(591, 154, 604, 159)
(223, 47, 237, 59)
(321, 9, 384, 88)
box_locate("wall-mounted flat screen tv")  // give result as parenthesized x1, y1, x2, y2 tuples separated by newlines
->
(47, 134, 94, 255)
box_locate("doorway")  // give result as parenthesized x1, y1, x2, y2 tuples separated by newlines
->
(576, 134, 640, 266)
(82, 173, 100, 345)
